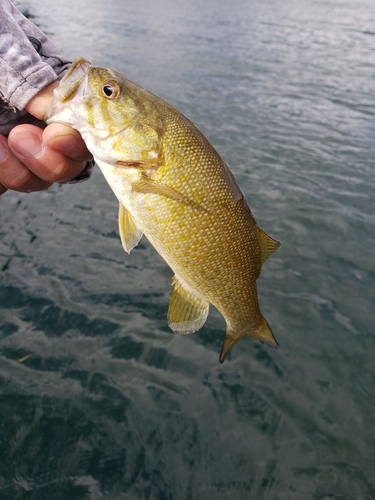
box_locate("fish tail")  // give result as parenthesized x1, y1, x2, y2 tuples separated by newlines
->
(219, 316, 278, 363)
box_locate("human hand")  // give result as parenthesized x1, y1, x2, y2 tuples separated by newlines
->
(0, 82, 92, 195)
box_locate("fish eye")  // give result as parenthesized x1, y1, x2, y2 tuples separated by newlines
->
(102, 81, 120, 99)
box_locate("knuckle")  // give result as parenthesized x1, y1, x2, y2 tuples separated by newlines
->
(43, 158, 84, 183)
(1, 167, 31, 191)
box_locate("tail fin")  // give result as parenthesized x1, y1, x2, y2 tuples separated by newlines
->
(219, 316, 277, 363)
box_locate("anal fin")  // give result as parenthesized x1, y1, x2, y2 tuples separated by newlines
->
(168, 276, 209, 334)
(118, 203, 143, 254)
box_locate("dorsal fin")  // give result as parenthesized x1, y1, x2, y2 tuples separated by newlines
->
(256, 226, 280, 265)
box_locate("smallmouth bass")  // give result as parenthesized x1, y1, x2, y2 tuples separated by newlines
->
(45, 57, 280, 362)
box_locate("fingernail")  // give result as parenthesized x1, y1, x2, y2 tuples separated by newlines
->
(12, 132, 43, 158)
(0, 142, 7, 162)
(47, 134, 78, 153)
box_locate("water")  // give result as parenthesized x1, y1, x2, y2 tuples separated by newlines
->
(1, 0, 374, 498)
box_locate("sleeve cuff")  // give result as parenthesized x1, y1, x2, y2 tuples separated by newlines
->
(67, 159, 95, 184)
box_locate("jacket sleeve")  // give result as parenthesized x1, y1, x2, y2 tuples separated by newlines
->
(0, 0, 70, 135)
(0, 0, 94, 183)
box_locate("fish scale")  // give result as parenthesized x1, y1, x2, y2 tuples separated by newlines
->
(46, 57, 280, 362)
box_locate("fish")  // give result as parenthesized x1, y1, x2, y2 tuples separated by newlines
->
(45, 57, 280, 362)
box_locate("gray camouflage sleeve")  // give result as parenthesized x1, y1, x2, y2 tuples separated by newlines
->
(0, 0, 70, 135)
(0, 0, 94, 182)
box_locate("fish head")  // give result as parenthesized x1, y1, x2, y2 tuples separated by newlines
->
(45, 57, 163, 167)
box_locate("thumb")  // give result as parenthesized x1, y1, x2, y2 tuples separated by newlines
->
(25, 82, 58, 120)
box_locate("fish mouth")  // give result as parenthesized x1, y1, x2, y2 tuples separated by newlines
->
(60, 57, 91, 86)
(44, 57, 91, 124)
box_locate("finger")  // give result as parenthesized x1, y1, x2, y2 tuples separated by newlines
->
(8, 125, 88, 184)
(24, 81, 58, 120)
(0, 134, 51, 193)
(43, 123, 92, 162)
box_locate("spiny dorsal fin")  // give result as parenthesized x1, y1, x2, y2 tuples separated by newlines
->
(256, 226, 280, 265)
(118, 203, 143, 254)
(168, 276, 209, 334)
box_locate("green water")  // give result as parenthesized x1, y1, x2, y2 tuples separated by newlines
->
(1, 0, 374, 498)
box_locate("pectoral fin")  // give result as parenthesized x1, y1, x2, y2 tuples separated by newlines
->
(256, 226, 280, 265)
(132, 177, 205, 211)
(116, 159, 156, 170)
(168, 276, 209, 334)
(118, 203, 143, 253)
